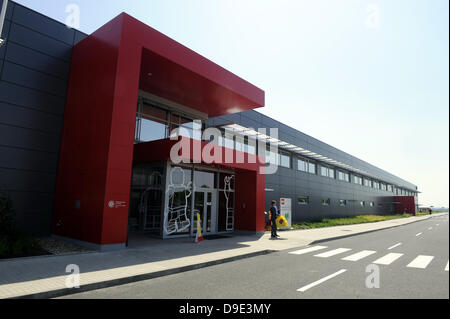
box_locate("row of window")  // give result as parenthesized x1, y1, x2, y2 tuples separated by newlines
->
(133, 103, 416, 197)
(298, 196, 376, 207)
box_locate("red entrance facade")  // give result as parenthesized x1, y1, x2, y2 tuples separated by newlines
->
(52, 13, 265, 249)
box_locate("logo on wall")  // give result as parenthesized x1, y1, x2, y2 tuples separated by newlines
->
(164, 167, 192, 235)
(224, 175, 235, 231)
(108, 200, 127, 209)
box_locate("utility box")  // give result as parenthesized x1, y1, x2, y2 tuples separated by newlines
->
(280, 198, 292, 230)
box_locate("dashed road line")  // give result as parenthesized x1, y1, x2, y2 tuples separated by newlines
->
(297, 269, 347, 292)
(314, 248, 352, 258)
(428, 227, 433, 230)
(415, 232, 423, 237)
(342, 250, 377, 262)
(388, 243, 402, 250)
(289, 246, 328, 255)
(445, 261, 449, 272)
(373, 253, 404, 265)
(407, 255, 435, 269)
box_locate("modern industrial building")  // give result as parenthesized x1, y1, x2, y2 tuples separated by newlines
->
(0, 1, 419, 250)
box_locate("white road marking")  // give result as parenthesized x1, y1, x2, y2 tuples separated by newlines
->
(388, 243, 402, 250)
(415, 232, 422, 237)
(373, 253, 404, 265)
(436, 224, 439, 226)
(428, 227, 433, 230)
(445, 261, 449, 272)
(314, 248, 352, 258)
(407, 255, 434, 269)
(297, 269, 347, 292)
(342, 250, 376, 261)
(289, 246, 328, 255)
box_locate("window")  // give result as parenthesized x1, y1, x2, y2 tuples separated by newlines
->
(354, 175, 363, 185)
(265, 146, 279, 166)
(338, 171, 350, 182)
(298, 158, 307, 172)
(298, 196, 309, 205)
(364, 179, 372, 188)
(244, 137, 256, 155)
(387, 185, 393, 192)
(279, 151, 291, 168)
(321, 165, 335, 179)
(297, 157, 316, 175)
(322, 198, 331, 206)
(373, 181, 380, 189)
(360, 201, 365, 207)
(339, 199, 347, 206)
(370, 202, 375, 207)
(135, 100, 203, 143)
(136, 103, 168, 142)
(308, 162, 317, 175)
(381, 183, 387, 191)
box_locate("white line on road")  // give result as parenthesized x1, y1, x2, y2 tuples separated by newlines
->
(428, 227, 433, 230)
(373, 253, 404, 265)
(342, 250, 376, 261)
(289, 246, 328, 255)
(445, 261, 449, 272)
(314, 248, 352, 258)
(388, 243, 402, 250)
(407, 255, 434, 269)
(297, 269, 347, 292)
(436, 224, 439, 226)
(415, 232, 423, 237)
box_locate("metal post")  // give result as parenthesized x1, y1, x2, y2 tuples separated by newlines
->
(0, 0, 9, 47)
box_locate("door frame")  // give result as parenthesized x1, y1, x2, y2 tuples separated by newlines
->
(190, 189, 218, 237)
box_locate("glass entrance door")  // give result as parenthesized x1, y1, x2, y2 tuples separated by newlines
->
(192, 191, 217, 236)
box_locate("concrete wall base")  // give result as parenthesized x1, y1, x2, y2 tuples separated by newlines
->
(51, 235, 126, 252)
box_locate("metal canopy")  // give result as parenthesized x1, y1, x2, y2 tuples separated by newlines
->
(221, 123, 418, 193)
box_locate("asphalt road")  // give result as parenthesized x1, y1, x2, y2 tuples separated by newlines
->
(61, 214, 449, 299)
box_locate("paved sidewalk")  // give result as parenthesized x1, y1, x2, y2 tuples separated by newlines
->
(0, 213, 444, 299)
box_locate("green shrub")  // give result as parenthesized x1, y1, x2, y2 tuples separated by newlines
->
(0, 189, 16, 236)
(0, 237, 10, 258)
(11, 236, 41, 257)
(0, 190, 45, 259)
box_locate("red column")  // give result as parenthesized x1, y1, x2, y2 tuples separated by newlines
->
(53, 14, 141, 247)
(234, 170, 266, 232)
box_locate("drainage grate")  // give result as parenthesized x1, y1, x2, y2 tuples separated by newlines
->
(203, 235, 232, 240)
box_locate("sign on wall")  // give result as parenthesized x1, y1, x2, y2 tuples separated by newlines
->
(280, 198, 292, 230)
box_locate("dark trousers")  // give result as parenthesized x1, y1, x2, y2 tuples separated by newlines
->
(271, 219, 277, 237)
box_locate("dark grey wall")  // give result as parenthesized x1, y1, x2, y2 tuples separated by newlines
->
(207, 110, 418, 222)
(0, 0, 86, 235)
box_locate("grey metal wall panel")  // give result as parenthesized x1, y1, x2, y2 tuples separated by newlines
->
(0, 0, 14, 21)
(5, 42, 71, 79)
(0, 167, 56, 193)
(8, 22, 72, 62)
(0, 20, 10, 58)
(0, 81, 66, 115)
(0, 2, 87, 235)
(0, 145, 58, 172)
(2, 61, 68, 97)
(0, 101, 63, 134)
(12, 5, 75, 45)
(0, 123, 60, 153)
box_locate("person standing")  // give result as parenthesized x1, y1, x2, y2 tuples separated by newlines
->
(270, 200, 280, 238)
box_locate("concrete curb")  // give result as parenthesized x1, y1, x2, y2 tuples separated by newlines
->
(309, 215, 436, 245)
(9, 249, 276, 299)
